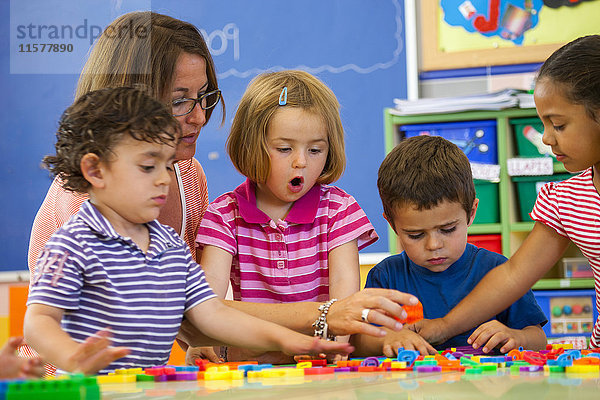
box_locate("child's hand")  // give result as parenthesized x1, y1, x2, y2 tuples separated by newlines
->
(382, 329, 437, 357)
(185, 346, 222, 365)
(281, 335, 354, 358)
(66, 329, 130, 374)
(407, 318, 451, 346)
(0, 337, 44, 379)
(467, 320, 523, 354)
(228, 347, 295, 364)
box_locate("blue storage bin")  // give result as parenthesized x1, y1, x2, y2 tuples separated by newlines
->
(400, 120, 498, 164)
(533, 289, 598, 339)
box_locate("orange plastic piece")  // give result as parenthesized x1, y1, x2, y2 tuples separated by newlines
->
(224, 361, 258, 369)
(434, 354, 460, 368)
(395, 301, 424, 324)
(574, 357, 600, 365)
(336, 360, 361, 367)
(507, 349, 523, 360)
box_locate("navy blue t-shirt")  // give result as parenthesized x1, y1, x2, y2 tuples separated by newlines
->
(365, 243, 547, 350)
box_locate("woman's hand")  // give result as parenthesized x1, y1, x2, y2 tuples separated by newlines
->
(326, 288, 419, 337)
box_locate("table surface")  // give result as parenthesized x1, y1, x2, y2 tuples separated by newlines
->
(100, 369, 600, 399)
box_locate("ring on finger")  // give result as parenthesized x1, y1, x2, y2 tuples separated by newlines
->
(361, 308, 371, 323)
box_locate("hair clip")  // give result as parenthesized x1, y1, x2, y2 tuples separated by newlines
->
(278, 87, 288, 106)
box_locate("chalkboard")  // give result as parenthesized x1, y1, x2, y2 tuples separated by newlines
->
(1, 0, 407, 271)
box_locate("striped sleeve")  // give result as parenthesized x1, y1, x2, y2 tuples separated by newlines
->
(184, 255, 217, 311)
(196, 194, 239, 256)
(28, 177, 87, 275)
(326, 188, 378, 251)
(27, 229, 86, 310)
(530, 181, 569, 238)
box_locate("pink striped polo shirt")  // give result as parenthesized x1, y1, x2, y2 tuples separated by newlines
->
(196, 179, 378, 303)
(530, 168, 600, 347)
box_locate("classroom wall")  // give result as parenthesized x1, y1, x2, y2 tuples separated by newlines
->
(1, 0, 409, 272)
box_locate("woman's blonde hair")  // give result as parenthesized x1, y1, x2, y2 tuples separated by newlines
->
(76, 11, 224, 123)
(227, 70, 345, 184)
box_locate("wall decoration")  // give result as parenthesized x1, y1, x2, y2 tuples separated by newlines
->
(420, 0, 600, 70)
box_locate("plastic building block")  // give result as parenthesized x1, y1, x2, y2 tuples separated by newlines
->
(114, 368, 143, 375)
(523, 351, 547, 366)
(205, 370, 244, 380)
(414, 360, 437, 366)
(96, 374, 136, 384)
(174, 372, 198, 381)
(135, 374, 155, 382)
(556, 354, 575, 367)
(520, 365, 544, 373)
(416, 366, 442, 373)
(303, 367, 335, 375)
(566, 365, 600, 373)
(460, 357, 479, 367)
(360, 357, 380, 367)
(305, 359, 327, 367)
(6, 377, 100, 400)
(395, 301, 424, 324)
(397, 350, 419, 366)
(390, 362, 407, 369)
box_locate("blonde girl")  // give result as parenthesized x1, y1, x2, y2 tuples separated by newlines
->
(196, 70, 378, 361)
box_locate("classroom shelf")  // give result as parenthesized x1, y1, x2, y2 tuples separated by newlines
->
(532, 278, 595, 290)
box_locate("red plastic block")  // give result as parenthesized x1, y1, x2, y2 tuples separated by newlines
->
(303, 367, 335, 375)
(523, 351, 547, 366)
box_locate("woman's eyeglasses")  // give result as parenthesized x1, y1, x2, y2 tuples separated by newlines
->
(172, 89, 221, 117)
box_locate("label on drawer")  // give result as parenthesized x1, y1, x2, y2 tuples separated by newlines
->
(507, 157, 553, 176)
(471, 162, 500, 181)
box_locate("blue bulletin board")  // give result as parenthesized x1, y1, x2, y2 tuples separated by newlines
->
(0, 0, 408, 271)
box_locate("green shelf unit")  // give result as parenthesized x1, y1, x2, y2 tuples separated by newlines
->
(532, 278, 595, 290)
(384, 107, 540, 255)
(467, 224, 501, 235)
(510, 222, 535, 232)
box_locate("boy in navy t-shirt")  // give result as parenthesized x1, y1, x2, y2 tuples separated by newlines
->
(352, 136, 547, 357)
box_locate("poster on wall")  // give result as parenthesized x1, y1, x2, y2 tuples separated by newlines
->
(420, 0, 599, 70)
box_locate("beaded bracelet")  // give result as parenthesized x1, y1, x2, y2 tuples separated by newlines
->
(312, 298, 338, 341)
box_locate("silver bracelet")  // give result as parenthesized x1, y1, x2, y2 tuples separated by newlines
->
(312, 298, 337, 341)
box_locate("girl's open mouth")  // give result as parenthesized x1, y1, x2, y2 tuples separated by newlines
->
(289, 177, 304, 193)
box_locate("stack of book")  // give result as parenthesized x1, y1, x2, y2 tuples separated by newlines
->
(391, 89, 534, 115)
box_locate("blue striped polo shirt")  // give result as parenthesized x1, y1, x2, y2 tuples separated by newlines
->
(28, 201, 216, 373)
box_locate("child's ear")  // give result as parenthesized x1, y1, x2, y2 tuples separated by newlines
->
(467, 198, 479, 227)
(80, 153, 105, 188)
(382, 212, 398, 235)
